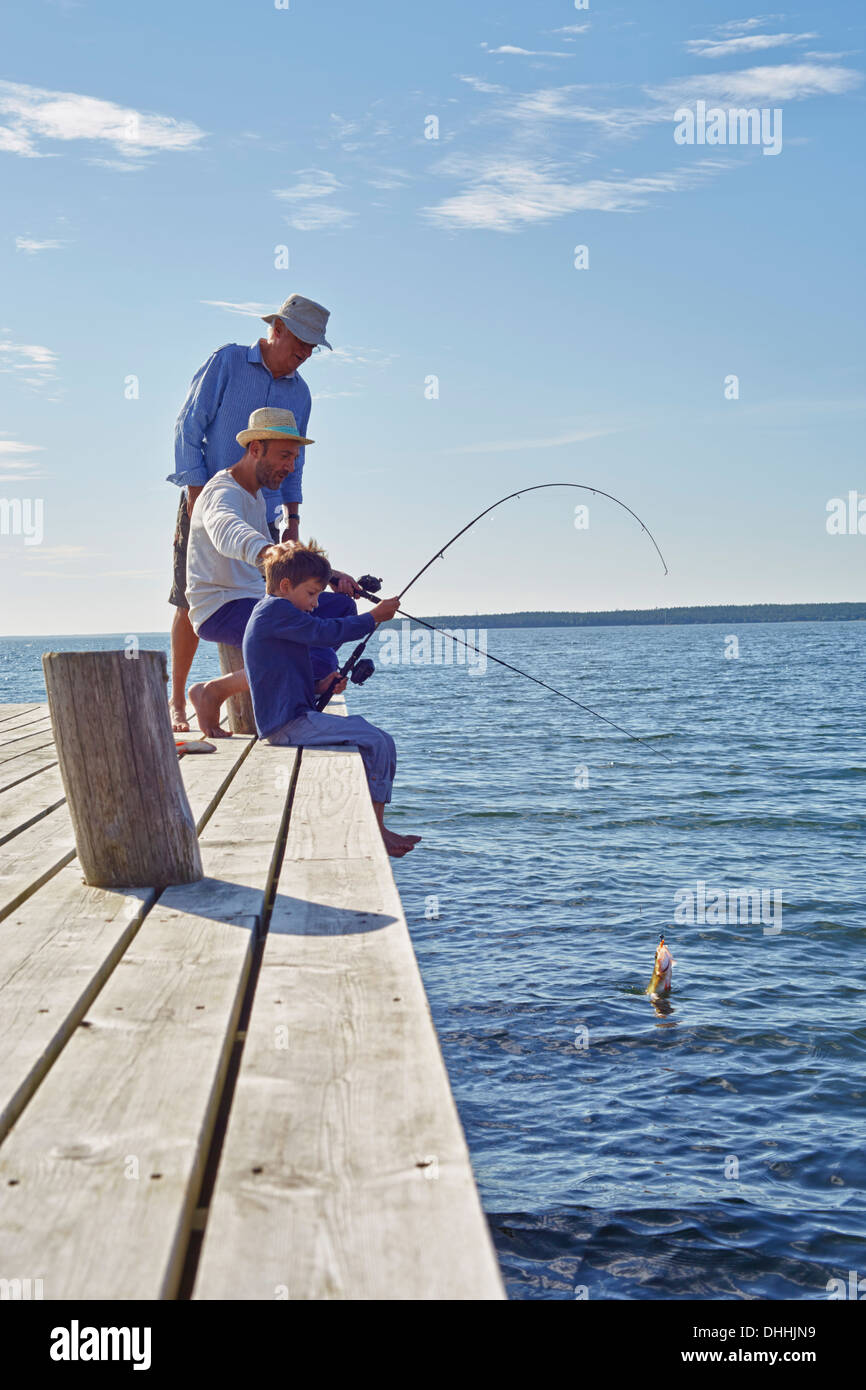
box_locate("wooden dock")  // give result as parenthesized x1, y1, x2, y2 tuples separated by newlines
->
(0, 698, 505, 1300)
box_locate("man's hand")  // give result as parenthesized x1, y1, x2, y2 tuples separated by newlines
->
(329, 570, 362, 597)
(370, 595, 400, 624)
(315, 671, 347, 696)
(256, 544, 279, 569)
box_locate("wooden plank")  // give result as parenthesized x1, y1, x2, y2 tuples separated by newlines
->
(0, 704, 43, 725)
(193, 748, 505, 1301)
(0, 736, 255, 1145)
(0, 738, 297, 1300)
(0, 736, 254, 922)
(0, 754, 59, 799)
(0, 804, 76, 923)
(0, 708, 50, 736)
(0, 719, 53, 753)
(0, 731, 56, 767)
(0, 764, 65, 846)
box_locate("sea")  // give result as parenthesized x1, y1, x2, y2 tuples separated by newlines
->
(3, 619, 865, 1301)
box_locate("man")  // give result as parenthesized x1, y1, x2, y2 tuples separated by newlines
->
(167, 291, 343, 731)
(185, 407, 359, 737)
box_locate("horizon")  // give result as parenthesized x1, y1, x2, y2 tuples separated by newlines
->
(3, 597, 864, 641)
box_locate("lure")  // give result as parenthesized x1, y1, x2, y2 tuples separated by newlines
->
(175, 738, 217, 757)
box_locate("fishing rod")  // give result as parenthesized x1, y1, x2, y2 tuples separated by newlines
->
(317, 579, 673, 762)
(398, 482, 669, 601)
(315, 482, 672, 758)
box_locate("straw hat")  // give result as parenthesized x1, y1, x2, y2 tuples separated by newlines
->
(262, 292, 332, 348)
(236, 407, 314, 448)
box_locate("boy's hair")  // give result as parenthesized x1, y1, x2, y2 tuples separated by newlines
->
(265, 539, 331, 595)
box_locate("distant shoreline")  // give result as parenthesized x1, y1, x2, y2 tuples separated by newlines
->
(407, 602, 866, 629)
(2, 602, 864, 640)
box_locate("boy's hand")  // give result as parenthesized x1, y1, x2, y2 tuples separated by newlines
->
(315, 672, 347, 695)
(371, 595, 400, 624)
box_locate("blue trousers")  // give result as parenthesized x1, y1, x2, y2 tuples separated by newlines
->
(266, 710, 396, 803)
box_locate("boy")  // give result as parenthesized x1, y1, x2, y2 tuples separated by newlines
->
(243, 541, 421, 859)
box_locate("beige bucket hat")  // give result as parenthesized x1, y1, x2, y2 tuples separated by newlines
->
(262, 292, 332, 348)
(236, 407, 314, 448)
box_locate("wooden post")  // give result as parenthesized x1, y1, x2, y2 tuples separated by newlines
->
(217, 643, 256, 735)
(42, 650, 202, 888)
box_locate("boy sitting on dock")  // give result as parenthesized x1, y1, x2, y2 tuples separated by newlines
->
(243, 541, 421, 859)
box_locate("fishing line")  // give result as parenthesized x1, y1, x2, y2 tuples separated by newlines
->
(379, 604, 674, 763)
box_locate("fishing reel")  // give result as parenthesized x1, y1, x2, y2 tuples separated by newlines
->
(357, 574, 382, 596)
(350, 658, 376, 687)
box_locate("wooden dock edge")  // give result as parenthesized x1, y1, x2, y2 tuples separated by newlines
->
(192, 735, 506, 1300)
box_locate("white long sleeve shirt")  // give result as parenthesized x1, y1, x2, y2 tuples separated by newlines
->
(186, 470, 270, 633)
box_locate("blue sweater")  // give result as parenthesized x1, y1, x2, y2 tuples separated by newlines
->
(243, 594, 376, 737)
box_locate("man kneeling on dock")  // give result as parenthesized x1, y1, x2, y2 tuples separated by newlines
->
(244, 542, 421, 859)
(185, 407, 359, 735)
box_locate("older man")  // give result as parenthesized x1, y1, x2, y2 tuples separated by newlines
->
(185, 407, 360, 737)
(167, 292, 342, 731)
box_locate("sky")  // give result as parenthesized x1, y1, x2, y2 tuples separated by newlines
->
(0, 0, 864, 634)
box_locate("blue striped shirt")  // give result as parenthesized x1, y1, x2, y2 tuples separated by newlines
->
(167, 340, 311, 525)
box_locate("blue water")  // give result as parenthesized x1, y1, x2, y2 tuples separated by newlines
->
(4, 621, 865, 1300)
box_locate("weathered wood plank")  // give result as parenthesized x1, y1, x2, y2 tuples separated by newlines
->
(0, 765, 66, 846)
(0, 754, 59, 798)
(0, 704, 44, 725)
(0, 708, 50, 736)
(0, 739, 297, 1300)
(0, 804, 77, 923)
(0, 736, 255, 922)
(0, 719, 53, 752)
(0, 731, 56, 767)
(0, 736, 255, 1144)
(193, 748, 505, 1301)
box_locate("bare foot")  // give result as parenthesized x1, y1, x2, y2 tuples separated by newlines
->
(170, 701, 190, 733)
(188, 681, 232, 739)
(382, 828, 417, 857)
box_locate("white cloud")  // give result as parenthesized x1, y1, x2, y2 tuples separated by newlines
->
(273, 170, 354, 231)
(487, 45, 573, 58)
(551, 25, 591, 36)
(0, 438, 44, 481)
(712, 17, 785, 36)
(425, 158, 725, 232)
(0, 440, 43, 454)
(442, 426, 618, 454)
(0, 340, 58, 383)
(325, 346, 395, 369)
(0, 80, 205, 160)
(457, 76, 508, 94)
(201, 300, 271, 318)
(648, 63, 863, 109)
(686, 32, 818, 59)
(15, 236, 63, 254)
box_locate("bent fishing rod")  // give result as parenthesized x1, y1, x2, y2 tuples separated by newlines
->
(316, 482, 672, 761)
(398, 482, 668, 600)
